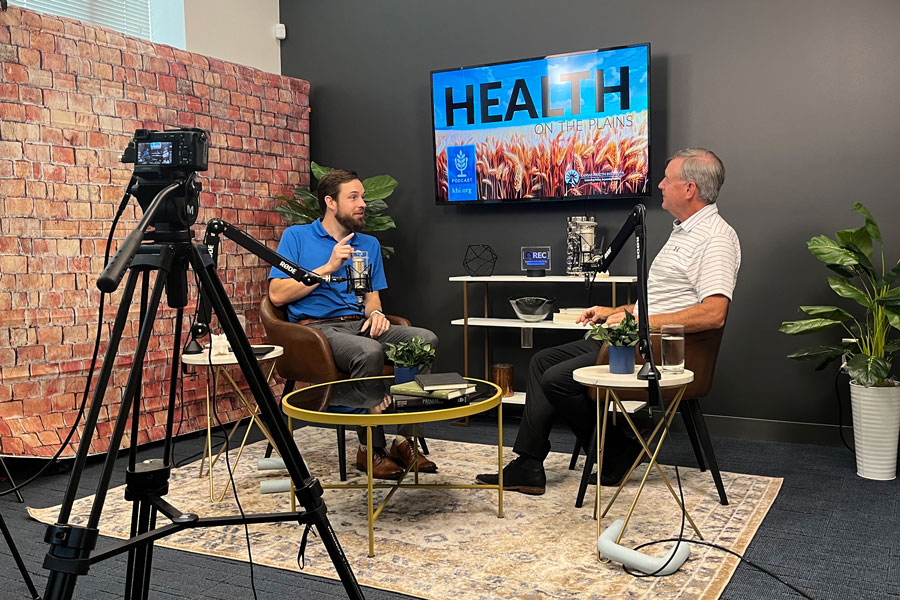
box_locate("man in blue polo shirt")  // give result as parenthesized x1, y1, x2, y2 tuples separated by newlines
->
(269, 169, 439, 480)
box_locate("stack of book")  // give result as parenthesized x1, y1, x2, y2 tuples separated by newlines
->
(552, 308, 591, 325)
(389, 372, 476, 411)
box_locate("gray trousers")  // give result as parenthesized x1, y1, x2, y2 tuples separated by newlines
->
(310, 320, 439, 448)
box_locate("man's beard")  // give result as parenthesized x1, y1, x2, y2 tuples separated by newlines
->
(336, 210, 366, 233)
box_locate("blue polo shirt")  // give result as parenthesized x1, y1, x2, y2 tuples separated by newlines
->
(269, 219, 387, 322)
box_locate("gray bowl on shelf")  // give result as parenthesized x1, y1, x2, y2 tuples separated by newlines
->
(509, 296, 556, 322)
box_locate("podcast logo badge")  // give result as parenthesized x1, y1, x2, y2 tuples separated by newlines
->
(447, 144, 477, 201)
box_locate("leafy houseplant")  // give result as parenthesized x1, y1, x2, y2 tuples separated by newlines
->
(276, 161, 398, 259)
(780, 202, 900, 480)
(586, 310, 639, 374)
(385, 336, 437, 384)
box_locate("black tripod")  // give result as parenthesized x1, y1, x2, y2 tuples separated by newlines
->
(41, 165, 364, 599)
(2, 458, 42, 600)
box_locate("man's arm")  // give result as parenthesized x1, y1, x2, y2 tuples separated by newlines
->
(605, 295, 730, 332)
(360, 290, 390, 338)
(576, 304, 636, 325)
(268, 232, 355, 307)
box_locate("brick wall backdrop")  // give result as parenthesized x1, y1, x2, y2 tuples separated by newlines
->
(0, 6, 309, 457)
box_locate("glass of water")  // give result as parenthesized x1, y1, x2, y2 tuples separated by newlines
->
(660, 324, 685, 374)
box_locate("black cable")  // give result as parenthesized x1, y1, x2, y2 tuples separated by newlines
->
(835, 369, 854, 453)
(627, 538, 817, 599)
(1, 188, 132, 497)
(206, 338, 259, 600)
(617, 398, 818, 600)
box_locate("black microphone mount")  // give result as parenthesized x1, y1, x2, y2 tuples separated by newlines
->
(581, 204, 660, 387)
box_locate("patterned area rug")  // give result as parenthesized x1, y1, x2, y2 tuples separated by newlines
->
(30, 427, 781, 600)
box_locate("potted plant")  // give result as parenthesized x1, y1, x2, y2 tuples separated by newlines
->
(586, 310, 640, 374)
(780, 202, 900, 480)
(385, 336, 437, 384)
(276, 161, 398, 259)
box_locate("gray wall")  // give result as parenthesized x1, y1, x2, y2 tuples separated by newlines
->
(279, 0, 900, 441)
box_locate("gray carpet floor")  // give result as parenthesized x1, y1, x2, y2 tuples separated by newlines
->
(2, 412, 898, 600)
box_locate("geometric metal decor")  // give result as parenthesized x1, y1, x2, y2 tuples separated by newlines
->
(463, 244, 498, 277)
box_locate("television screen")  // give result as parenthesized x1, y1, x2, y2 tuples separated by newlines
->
(431, 43, 650, 204)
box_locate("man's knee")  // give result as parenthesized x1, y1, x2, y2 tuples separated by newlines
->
(348, 341, 386, 376)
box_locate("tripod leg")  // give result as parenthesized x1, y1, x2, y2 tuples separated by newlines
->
(0, 457, 24, 503)
(189, 245, 365, 600)
(0, 510, 41, 600)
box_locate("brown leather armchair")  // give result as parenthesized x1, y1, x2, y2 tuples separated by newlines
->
(573, 326, 729, 507)
(259, 296, 412, 479)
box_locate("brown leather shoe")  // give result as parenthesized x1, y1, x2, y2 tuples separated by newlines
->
(388, 438, 438, 473)
(355, 445, 404, 480)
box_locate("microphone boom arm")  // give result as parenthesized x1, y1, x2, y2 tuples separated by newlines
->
(186, 218, 348, 353)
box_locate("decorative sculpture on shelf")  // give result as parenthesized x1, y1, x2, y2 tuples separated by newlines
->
(463, 244, 497, 277)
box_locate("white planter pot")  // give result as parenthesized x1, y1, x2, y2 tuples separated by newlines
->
(849, 382, 900, 480)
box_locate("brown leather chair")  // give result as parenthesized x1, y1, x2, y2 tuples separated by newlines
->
(259, 296, 412, 480)
(573, 326, 729, 507)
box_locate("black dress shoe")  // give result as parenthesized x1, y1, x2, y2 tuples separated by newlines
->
(589, 434, 645, 487)
(476, 456, 546, 495)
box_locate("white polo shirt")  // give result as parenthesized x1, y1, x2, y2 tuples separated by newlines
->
(645, 203, 741, 315)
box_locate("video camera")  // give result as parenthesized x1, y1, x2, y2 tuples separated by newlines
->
(120, 128, 210, 231)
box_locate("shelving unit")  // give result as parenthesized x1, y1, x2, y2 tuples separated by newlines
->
(450, 274, 637, 405)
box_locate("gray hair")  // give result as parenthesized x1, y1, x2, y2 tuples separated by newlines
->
(671, 148, 725, 204)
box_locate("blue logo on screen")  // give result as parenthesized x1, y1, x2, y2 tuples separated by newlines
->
(447, 145, 477, 201)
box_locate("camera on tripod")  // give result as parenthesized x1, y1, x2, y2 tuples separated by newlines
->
(119, 128, 210, 232)
(122, 127, 209, 173)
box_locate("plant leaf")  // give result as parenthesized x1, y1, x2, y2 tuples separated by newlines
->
(825, 263, 858, 278)
(846, 352, 890, 386)
(786, 345, 846, 361)
(835, 226, 873, 260)
(779, 318, 842, 335)
(884, 307, 900, 331)
(828, 277, 871, 308)
(798, 305, 854, 322)
(852, 202, 882, 245)
(807, 235, 858, 267)
(883, 260, 900, 286)
(362, 175, 398, 201)
(311, 161, 333, 181)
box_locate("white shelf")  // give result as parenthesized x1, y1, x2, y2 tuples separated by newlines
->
(449, 274, 637, 283)
(452, 317, 592, 330)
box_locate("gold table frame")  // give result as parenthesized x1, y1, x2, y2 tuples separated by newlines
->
(573, 365, 703, 556)
(183, 345, 282, 503)
(283, 376, 504, 557)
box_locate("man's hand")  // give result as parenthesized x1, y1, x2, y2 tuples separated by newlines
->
(576, 305, 614, 325)
(368, 394, 393, 414)
(325, 233, 355, 273)
(604, 311, 627, 326)
(361, 311, 390, 338)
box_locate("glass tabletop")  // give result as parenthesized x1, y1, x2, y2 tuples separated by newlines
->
(282, 376, 502, 425)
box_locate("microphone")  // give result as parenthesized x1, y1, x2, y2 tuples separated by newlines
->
(346, 250, 371, 307)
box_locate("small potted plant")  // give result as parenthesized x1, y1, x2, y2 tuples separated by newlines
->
(780, 203, 900, 480)
(586, 310, 640, 374)
(385, 336, 437, 384)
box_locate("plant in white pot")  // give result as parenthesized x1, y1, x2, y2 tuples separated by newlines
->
(780, 203, 900, 480)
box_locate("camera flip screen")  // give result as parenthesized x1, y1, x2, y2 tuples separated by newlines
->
(136, 141, 174, 165)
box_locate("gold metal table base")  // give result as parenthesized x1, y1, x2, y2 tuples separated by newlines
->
(289, 406, 504, 557)
(594, 385, 703, 556)
(198, 361, 279, 503)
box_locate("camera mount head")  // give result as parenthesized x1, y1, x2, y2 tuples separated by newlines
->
(121, 128, 209, 232)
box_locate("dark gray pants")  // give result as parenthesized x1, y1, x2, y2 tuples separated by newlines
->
(310, 320, 439, 448)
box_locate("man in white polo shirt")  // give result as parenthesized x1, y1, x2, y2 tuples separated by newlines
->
(477, 148, 740, 495)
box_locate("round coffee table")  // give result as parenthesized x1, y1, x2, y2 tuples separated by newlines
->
(282, 375, 503, 557)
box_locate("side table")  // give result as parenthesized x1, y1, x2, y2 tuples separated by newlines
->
(183, 344, 283, 502)
(573, 365, 703, 550)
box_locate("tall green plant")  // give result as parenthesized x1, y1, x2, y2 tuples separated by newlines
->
(779, 203, 900, 387)
(276, 161, 398, 259)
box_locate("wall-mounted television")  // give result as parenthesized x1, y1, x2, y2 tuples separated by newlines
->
(431, 43, 650, 205)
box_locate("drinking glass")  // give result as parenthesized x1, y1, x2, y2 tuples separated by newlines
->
(660, 324, 685, 374)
